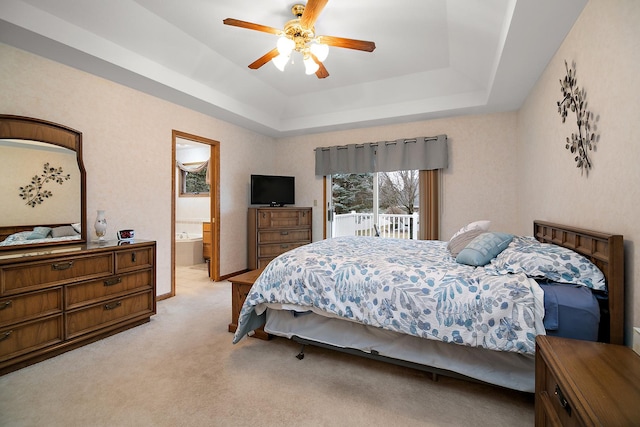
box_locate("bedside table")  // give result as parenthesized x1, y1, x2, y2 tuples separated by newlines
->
(535, 335, 640, 426)
(227, 268, 269, 340)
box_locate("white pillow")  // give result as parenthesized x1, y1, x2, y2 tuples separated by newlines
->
(449, 220, 491, 241)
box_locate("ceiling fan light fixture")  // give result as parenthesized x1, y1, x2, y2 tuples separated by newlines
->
(310, 42, 329, 62)
(276, 36, 295, 56)
(303, 55, 320, 75)
(272, 53, 289, 71)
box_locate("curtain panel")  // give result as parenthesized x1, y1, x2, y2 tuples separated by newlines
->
(315, 135, 447, 175)
(176, 160, 210, 185)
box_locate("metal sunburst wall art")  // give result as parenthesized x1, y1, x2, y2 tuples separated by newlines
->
(557, 60, 598, 175)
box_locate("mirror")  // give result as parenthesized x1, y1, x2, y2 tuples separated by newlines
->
(0, 115, 86, 251)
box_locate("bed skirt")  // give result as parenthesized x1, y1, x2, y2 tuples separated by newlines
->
(264, 308, 536, 392)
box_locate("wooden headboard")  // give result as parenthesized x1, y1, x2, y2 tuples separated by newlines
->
(534, 220, 625, 345)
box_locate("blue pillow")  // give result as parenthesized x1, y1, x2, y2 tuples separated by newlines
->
(27, 226, 52, 240)
(456, 232, 513, 266)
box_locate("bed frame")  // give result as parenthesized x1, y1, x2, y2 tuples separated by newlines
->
(533, 220, 624, 345)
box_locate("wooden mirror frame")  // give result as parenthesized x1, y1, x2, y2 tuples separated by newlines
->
(0, 115, 86, 251)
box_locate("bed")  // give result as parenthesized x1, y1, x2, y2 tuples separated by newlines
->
(232, 221, 624, 392)
(0, 224, 81, 247)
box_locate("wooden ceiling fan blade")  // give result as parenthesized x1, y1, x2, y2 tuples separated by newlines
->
(319, 35, 376, 52)
(249, 48, 279, 69)
(300, 0, 329, 29)
(311, 54, 329, 79)
(223, 18, 281, 35)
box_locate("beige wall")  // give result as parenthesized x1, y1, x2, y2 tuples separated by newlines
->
(517, 0, 640, 342)
(0, 43, 277, 294)
(275, 112, 520, 241)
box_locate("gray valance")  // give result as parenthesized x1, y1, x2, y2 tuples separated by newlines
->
(315, 135, 448, 175)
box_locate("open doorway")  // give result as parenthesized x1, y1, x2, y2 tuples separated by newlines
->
(171, 130, 220, 296)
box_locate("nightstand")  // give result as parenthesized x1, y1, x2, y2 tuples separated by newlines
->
(227, 268, 269, 340)
(535, 335, 640, 426)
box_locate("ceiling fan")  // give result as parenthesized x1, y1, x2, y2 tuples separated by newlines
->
(223, 0, 376, 79)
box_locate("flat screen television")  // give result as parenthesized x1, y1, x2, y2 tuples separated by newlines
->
(250, 174, 295, 207)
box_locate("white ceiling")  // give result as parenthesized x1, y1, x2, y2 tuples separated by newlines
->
(0, 0, 587, 138)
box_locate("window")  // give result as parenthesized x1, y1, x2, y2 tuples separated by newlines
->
(179, 163, 209, 197)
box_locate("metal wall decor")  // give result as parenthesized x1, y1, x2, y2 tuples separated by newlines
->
(19, 162, 71, 207)
(557, 60, 598, 175)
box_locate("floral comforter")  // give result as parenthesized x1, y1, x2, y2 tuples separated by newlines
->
(233, 237, 546, 355)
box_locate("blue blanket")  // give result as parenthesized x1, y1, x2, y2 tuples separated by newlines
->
(233, 237, 545, 355)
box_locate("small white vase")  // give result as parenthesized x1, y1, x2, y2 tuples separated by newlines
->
(94, 210, 107, 241)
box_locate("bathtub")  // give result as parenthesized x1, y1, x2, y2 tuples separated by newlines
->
(175, 233, 204, 266)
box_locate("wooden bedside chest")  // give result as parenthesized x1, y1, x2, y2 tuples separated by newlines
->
(227, 268, 269, 340)
(535, 335, 640, 426)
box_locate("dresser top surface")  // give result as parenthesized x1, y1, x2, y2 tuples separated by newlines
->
(537, 335, 640, 424)
(0, 239, 155, 263)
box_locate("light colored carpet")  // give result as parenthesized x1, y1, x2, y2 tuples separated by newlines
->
(0, 264, 534, 426)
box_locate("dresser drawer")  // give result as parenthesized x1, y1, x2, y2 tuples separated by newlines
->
(258, 242, 308, 258)
(0, 315, 63, 362)
(115, 247, 154, 274)
(0, 254, 114, 296)
(257, 209, 310, 229)
(65, 270, 153, 310)
(540, 366, 578, 426)
(0, 288, 62, 328)
(65, 290, 154, 339)
(258, 229, 311, 244)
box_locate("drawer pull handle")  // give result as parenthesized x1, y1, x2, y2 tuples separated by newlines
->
(104, 277, 122, 287)
(0, 300, 12, 311)
(131, 252, 137, 263)
(104, 301, 122, 310)
(554, 385, 571, 415)
(0, 330, 12, 342)
(281, 245, 289, 249)
(280, 231, 289, 235)
(52, 261, 74, 271)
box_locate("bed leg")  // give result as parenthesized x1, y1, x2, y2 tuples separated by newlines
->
(431, 372, 439, 382)
(296, 344, 305, 360)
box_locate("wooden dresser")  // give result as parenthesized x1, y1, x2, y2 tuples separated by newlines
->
(0, 240, 156, 375)
(247, 207, 312, 270)
(535, 335, 640, 426)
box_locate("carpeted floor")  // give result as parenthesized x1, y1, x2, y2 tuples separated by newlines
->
(0, 264, 534, 426)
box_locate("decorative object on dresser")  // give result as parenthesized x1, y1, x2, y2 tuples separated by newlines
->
(557, 60, 598, 175)
(0, 115, 86, 251)
(0, 240, 156, 375)
(247, 207, 312, 270)
(94, 210, 107, 241)
(535, 335, 640, 426)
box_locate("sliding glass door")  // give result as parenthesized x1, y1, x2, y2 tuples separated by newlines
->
(327, 171, 419, 239)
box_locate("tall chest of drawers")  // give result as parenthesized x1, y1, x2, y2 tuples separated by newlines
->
(248, 207, 312, 270)
(0, 240, 156, 375)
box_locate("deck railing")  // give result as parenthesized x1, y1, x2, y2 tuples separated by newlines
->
(333, 212, 419, 239)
